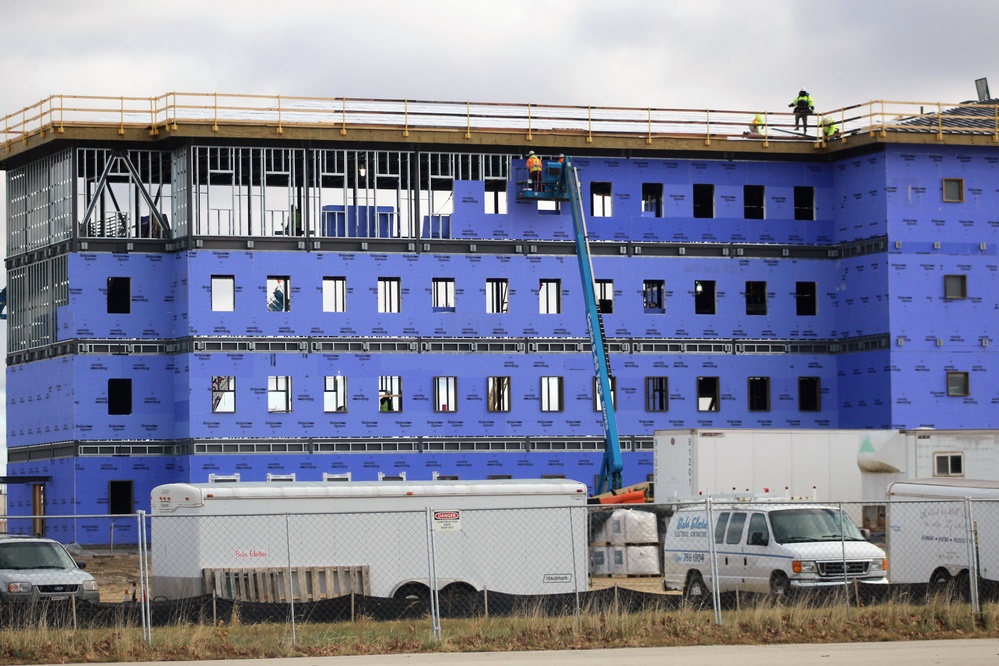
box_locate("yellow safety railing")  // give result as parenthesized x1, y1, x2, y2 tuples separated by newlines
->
(3, 92, 998, 154)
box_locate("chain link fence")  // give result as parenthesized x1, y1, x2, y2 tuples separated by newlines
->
(2, 497, 998, 640)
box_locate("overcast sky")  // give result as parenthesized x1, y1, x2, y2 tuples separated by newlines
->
(0, 0, 997, 467)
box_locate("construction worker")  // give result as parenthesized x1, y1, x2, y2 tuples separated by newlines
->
(526, 150, 542, 191)
(745, 113, 765, 136)
(789, 88, 814, 132)
(822, 116, 841, 141)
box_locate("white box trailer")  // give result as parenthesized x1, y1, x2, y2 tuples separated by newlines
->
(885, 478, 999, 588)
(654, 429, 894, 503)
(859, 430, 999, 504)
(150, 479, 588, 601)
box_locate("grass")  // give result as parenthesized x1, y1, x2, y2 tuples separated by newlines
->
(0, 597, 997, 663)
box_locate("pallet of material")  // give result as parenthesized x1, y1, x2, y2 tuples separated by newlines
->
(203, 565, 371, 602)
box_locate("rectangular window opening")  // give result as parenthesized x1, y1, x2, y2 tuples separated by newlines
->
(108, 378, 133, 415)
(591, 182, 612, 217)
(487, 376, 511, 412)
(942, 178, 965, 203)
(744, 185, 765, 220)
(212, 375, 236, 413)
(697, 376, 720, 412)
(745, 281, 767, 316)
(434, 376, 458, 412)
(934, 452, 964, 477)
(540, 376, 564, 412)
(643, 280, 665, 314)
(596, 279, 614, 314)
(794, 186, 815, 221)
(944, 274, 967, 300)
(748, 376, 770, 412)
(798, 376, 821, 412)
(267, 276, 291, 312)
(539, 279, 561, 314)
(645, 376, 669, 412)
(432, 277, 456, 313)
(107, 277, 131, 314)
(947, 371, 969, 397)
(379, 375, 403, 412)
(693, 183, 714, 218)
(323, 276, 347, 312)
(642, 183, 663, 217)
(486, 278, 509, 314)
(324, 375, 347, 412)
(108, 480, 134, 515)
(268, 375, 292, 413)
(211, 275, 235, 312)
(378, 277, 401, 313)
(484, 179, 508, 215)
(795, 281, 817, 316)
(593, 376, 617, 411)
(694, 280, 716, 315)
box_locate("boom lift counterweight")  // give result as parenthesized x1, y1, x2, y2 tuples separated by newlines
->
(517, 156, 623, 493)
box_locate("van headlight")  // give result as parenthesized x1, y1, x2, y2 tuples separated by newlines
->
(871, 558, 887, 572)
(792, 560, 817, 574)
(6, 582, 31, 593)
(82, 580, 98, 592)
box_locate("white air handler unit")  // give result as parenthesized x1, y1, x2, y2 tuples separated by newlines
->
(885, 478, 999, 590)
(150, 479, 589, 601)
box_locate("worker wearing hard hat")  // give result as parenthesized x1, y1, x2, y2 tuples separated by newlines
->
(822, 116, 841, 141)
(789, 88, 814, 132)
(526, 150, 542, 191)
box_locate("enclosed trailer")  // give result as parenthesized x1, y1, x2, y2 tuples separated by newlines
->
(653, 429, 889, 503)
(885, 478, 999, 588)
(150, 479, 588, 600)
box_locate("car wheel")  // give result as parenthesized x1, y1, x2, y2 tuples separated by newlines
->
(770, 572, 792, 601)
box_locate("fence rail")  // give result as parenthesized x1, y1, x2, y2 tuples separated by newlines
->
(4, 93, 999, 153)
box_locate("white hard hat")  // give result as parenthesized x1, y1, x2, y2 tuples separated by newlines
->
(528, 150, 535, 155)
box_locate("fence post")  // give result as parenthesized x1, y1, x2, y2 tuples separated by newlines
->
(426, 507, 441, 639)
(964, 497, 981, 615)
(839, 502, 851, 615)
(284, 514, 297, 646)
(137, 511, 151, 644)
(705, 498, 722, 625)
(570, 505, 581, 626)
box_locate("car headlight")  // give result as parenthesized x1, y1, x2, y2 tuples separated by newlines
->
(792, 560, 817, 574)
(871, 558, 887, 572)
(6, 582, 31, 593)
(82, 580, 98, 592)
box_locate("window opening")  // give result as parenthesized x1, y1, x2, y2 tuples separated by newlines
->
(435, 376, 458, 412)
(693, 184, 714, 218)
(745, 281, 767, 316)
(645, 376, 669, 412)
(798, 376, 821, 412)
(744, 185, 765, 219)
(378, 277, 401, 313)
(432, 277, 456, 313)
(942, 178, 965, 203)
(643, 280, 665, 313)
(591, 182, 612, 217)
(487, 376, 511, 412)
(379, 375, 402, 412)
(796, 281, 817, 316)
(323, 276, 347, 312)
(212, 375, 236, 413)
(593, 376, 617, 411)
(485, 179, 508, 215)
(211, 275, 235, 312)
(934, 453, 964, 477)
(642, 183, 663, 217)
(697, 376, 719, 412)
(794, 186, 815, 220)
(539, 279, 561, 314)
(947, 371, 969, 397)
(694, 280, 716, 315)
(540, 376, 564, 412)
(108, 480, 133, 515)
(267, 276, 290, 312)
(486, 278, 509, 313)
(596, 279, 614, 314)
(107, 277, 131, 314)
(108, 378, 132, 415)
(268, 375, 292, 412)
(944, 274, 967, 300)
(748, 376, 770, 412)
(324, 375, 347, 412)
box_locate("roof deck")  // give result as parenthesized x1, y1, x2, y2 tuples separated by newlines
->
(3, 93, 999, 166)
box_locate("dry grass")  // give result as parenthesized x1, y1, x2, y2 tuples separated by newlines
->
(0, 598, 996, 663)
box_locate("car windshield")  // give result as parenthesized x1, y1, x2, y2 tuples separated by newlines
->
(769, 508, 865, 544)
(0, 541, 78, 570)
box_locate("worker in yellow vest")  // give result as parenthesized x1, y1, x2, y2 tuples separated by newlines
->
(789, 88, 814, 132)
(526, 151, 542, 191)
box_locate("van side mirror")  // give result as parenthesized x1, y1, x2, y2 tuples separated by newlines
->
(860, 528, 872, 541)
(749, 531, 768, 546)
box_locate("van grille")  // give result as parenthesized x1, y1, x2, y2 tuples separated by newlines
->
(818, 561, 870, 577)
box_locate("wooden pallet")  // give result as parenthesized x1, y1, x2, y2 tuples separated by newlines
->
(202, 565, 370, 602)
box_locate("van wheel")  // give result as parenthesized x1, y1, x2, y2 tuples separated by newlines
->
(683, 571, 707, 605)
(770, 572, 792, 601)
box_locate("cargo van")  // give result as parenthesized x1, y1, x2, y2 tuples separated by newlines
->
(662, 501, 888, 599)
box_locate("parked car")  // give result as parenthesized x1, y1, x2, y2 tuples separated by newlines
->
(0, 535, 100, 604)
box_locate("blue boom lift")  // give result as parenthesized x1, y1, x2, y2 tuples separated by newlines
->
(517, 156, 623, 494)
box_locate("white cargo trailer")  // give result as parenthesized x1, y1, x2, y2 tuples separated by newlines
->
(654, 429, 894, 503)
(149, 479, 588, 601)
(885, 478, 999, 588)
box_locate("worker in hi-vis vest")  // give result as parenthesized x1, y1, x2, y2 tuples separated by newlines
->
(526, 150, 542, 191)
(789, 88, 814, 132)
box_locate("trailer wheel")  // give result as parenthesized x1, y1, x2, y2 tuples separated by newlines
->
(393, 583, 431, 605)
(928, 568, 953, 597)
(954, 570, 972, 601)
(683, 571, 708, 606)
(770, 572, 792, 601)
(439, 583, 477, 616)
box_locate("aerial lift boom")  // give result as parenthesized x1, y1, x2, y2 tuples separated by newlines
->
(517, 156, 623, 493)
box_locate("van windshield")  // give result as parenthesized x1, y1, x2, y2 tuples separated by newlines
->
(769, 508, 865, 544)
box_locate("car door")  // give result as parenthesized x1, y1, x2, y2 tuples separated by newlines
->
(742, 511, 773, 593)
(721, 511, 748, 591)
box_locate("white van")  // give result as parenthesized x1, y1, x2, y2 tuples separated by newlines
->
(662, 501, 888, 599)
